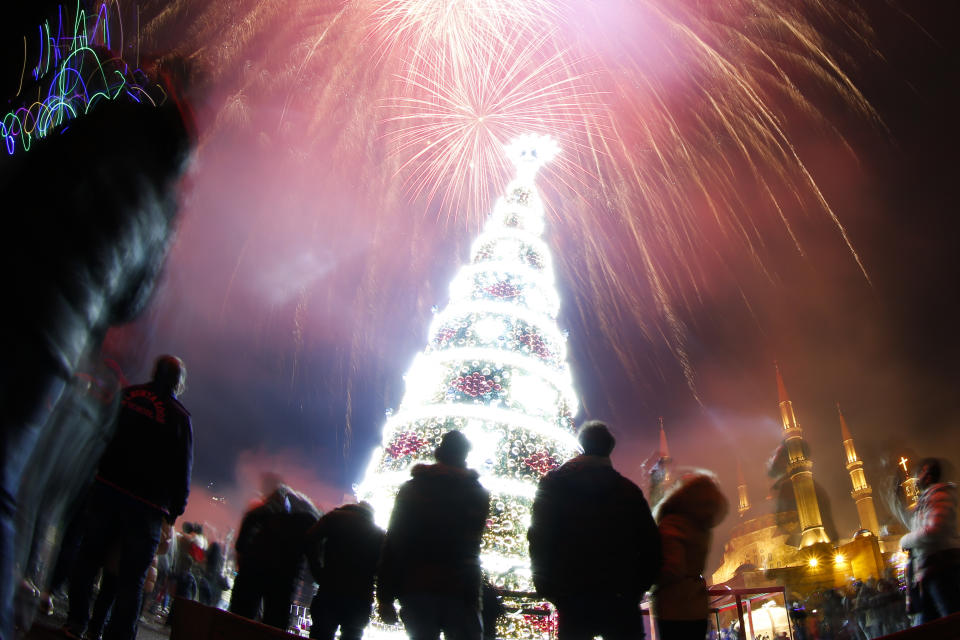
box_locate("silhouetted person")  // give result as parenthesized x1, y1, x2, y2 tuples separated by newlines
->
(197, 542, 229, 608)
(377, 430, 490, 640)
(64, 356, 193, 640)
(306, 502, 384, 640)
(650, 472, 728, 640)
(229, 485, 319, 630)
(900, 457, 960, 624)
(528, 420, 661, 640)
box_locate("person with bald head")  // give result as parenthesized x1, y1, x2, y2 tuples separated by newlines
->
(64, 355, 194, 640)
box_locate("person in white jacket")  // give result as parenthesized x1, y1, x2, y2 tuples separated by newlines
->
(900, 458, 960, 624)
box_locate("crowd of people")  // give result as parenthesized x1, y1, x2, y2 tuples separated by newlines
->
(19, 361, 960, 639)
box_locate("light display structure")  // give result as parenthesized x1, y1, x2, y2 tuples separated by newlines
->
(357, 134, 581, 638)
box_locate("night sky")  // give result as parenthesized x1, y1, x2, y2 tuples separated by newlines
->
(11, 1, 959, 572)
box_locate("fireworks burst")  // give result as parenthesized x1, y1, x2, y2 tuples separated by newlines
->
(382, 28, 609, 222)
(113, 0, 883, 424)
(367, 0, 565, 70)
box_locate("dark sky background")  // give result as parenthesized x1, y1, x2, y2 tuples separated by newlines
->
(17, 1, 957, 572)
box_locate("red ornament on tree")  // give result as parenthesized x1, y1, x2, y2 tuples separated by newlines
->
(453, 372, 502, 397)
(386, 432, 429, 459)
(522, 604, 557, 634)
(485, 281, 520, 299)
(519, 331, 550, 359)
(523, 451, 559, 477)
(434, 327, 457, 346)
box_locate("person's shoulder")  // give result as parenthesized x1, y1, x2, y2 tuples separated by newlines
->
(926, 482, 958, 502)
(168, 395, 191, 418)
(410, 462, 480, 483)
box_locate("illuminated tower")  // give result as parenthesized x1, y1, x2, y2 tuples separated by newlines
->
(736, 458, 751, 518)
(658, 416, 671, 461)
(837, 404, 880, 535)
(775, 363, 830, 547)
(649, 417, 673, 505)
(358, 135, 581, 597)
(899, 456, 919, 511)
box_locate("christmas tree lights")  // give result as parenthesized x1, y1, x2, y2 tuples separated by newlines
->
(357, 134, 578, 637)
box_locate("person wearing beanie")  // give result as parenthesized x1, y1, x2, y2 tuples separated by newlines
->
(377, 430, 490, 640)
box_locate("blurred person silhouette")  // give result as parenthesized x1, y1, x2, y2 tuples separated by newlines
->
(0, 2, 195, 633)
(480, 577, 505, 640)
(197, 542, 229, 608)
(528, 421, 661, 640)
(899, 457, 960, 624)
(63, 356, 193, 640)
(229, 485, 319, 630)
(377, 430, 490, 640)
(650, 472, 728, 640)
(305, 501, 384, 640)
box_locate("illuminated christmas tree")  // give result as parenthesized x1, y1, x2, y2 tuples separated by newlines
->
(357, 134, 580, 630)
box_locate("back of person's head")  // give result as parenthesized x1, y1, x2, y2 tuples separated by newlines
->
(578, 420, 615, 457)
(435, 430, 471, 467)
(355, 500, 374, 515)
(182, 522, 194, 534)
(917, 457, 943, 483)
(153, 354, 186, 395)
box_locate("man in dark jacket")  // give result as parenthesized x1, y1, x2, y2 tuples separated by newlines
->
(528, 420, 661, 640)
(377, 430, 490, 640)
(64, 355, 193, 640)
(306, 502, 384, 640)
(229, 485, 319, 630)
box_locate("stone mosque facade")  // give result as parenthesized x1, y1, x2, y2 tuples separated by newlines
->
(708, 364, 903, 594)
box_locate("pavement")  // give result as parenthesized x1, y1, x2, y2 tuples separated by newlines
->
(20, 597, 171, 640)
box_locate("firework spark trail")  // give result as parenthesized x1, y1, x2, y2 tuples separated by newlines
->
(123, 0, 884, 422)
(383, 29, 610, 223)
(367, 0, 566, 74)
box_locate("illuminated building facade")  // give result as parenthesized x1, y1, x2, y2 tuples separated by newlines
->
(776, 363, 831, 547)
(837, 404, 880, 536)
(711, 366, 894, 593)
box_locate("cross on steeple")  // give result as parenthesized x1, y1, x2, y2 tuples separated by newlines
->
(899, 456, 909, 474)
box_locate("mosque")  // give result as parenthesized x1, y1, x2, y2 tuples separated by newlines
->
(704, 364, 915, 596)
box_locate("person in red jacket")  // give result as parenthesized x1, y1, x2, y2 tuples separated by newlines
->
(64, 356, 193, 640)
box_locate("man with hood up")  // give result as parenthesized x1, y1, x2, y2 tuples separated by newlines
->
(528, 420, 661, 640)
(900, 457, 960, 624)
(649, 472, 728, 639)
(377, 430, 490, 640)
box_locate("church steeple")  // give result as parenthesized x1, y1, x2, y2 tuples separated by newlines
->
(838, 404, 880, 535)
(775, 363, 830, 547)
(736, 458, 751, 517)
